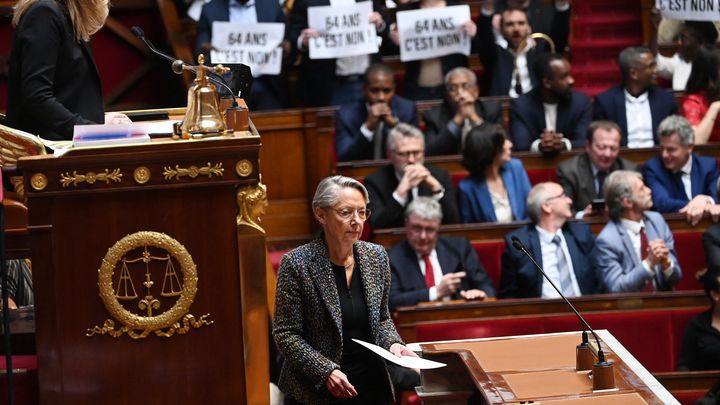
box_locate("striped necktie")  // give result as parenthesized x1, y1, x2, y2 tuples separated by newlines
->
(552, 235, 575, 296)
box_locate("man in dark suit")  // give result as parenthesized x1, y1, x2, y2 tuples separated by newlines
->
(642, 115, 719, 225)
(509, 53, 592, 152)
(500, 182, 599, 298)
(335, 64, 418, 161)
(475, 3, 570, 97)
(557, 120, 638, 215)
(593, 46, 678, 147)
(195, 0, 289, 111)
(388, 197, 495, 310)
(423, 67, 503, 156)
(365, 123, 459, 229)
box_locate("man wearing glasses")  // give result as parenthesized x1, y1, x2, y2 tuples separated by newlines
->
(388, 197, 495, 310)
(423, 67, 502, 156)
(499, 182, 600, 298)
(365, 123, 459, 229)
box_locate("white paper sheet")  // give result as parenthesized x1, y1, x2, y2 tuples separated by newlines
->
(351, 339, 446, 369)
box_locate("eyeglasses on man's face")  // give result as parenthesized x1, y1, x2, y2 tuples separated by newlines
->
(545, 192, 567, 202)
(393, 150, 423, 159)
(330, 207, 371, 222)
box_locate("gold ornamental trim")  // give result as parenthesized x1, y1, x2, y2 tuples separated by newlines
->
(235, 159, 253, 177)
(237, 181, 268, 234)
(133, 166, 151, 184)
(60, 169, 122, 187)
(30, 173, 48, 191)
(163, 162, 224, 181)
(86, 231, 212, 339)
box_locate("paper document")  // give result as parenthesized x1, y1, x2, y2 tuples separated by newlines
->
(351, 339, 446, 369)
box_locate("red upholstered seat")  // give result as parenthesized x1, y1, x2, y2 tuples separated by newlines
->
(416, 316, 546, 342)
(268, 250, 286, 275)
(526, 168, 557, 185)
(669, 308, 706, 370)
(672, 232, 705, 291)
(472, 241, 505, 291)
(0, 355, 38, 405)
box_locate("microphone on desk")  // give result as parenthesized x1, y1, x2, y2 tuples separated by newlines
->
(511, 236, 615, 390)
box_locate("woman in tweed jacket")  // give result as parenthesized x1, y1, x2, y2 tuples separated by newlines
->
(273, 176, 416, 404)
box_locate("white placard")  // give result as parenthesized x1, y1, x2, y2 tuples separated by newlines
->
(656, 0, 720, 21)
(396, 5, 472, 62)
(307, 2, 378, 59)
(210, 22, 285, 75)
(351, 339, 446, 369)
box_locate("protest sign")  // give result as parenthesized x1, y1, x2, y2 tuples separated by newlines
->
(656, 0, 720, 21)
(211, 22, 285, 75)
(307, 2, 378, 59)
(396, 5, 471, 62)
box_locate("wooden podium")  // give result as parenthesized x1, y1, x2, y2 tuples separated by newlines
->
(415, 330, 678, 404)
(18, 133, 269, 404)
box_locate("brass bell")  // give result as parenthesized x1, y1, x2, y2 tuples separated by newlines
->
(181, 54, 227, 138)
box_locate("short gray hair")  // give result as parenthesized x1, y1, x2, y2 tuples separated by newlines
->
(405, 196, 443, 221)
(444, 67, 477, 89)
(525, 182, 556, 224)
(604, 170, 643, 221)
(312, 175, 369, 211)
(658, 115, 695, 146)
(618, 46, 651, 82)
(386, 123, 424, 153)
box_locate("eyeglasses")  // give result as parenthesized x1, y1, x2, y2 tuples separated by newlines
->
(446, 83, 476, 93)
(408, 225, 439, 236)
(331, 207, 371, 222)
(394, 150, 423, 159)
(545, 192, 567, 202)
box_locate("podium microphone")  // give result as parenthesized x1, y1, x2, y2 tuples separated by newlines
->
(130, 26, 179, 64)
(511, 236, 615, 390)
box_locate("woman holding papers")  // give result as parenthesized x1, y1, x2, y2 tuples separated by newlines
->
(273, 175, 416, 404)
(6, 0, 129, 140)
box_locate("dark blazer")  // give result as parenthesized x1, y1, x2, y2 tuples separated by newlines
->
(508, 88, 592, 151)
(592, 85, 678, 146)
(423, 99, 503, 156)
(557, 153, 638, 212)
(6, 0, 104, 140)
(457, 158, 531, 223)
(592, 211, 681, 293)
(335, 95, 418, 161)
(702, 222, 720, 274)
(388, 236, 496, 310)
(365, 164, 460, 229)
(642, 153, 719, 213)
(273, 238, 402, 404)
(474, 8, 570, 97)
(499, 222, 599, 298)
(195, 0, 287, 49)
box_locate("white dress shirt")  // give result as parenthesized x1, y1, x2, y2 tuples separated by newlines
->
(535, 226, 581, 298)
(624, 90, 655, 148)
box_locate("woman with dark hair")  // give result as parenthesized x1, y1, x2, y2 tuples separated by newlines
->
(681, 46, 720, 144)
(457, 124, 531, 223)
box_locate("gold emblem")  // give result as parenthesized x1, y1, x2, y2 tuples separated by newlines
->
(163, 162, 224, 181)
(87, 231, 212, 339)
(30, 173, 48, 191)
(133, 166, 151, 184)
(237, 180, 268, 234)
(235, 160, 253, 177)
(60, 169, 122, 187)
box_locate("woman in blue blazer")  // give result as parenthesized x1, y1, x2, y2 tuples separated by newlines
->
(458, 124, 531, 223)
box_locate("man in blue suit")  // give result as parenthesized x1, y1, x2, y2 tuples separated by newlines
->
(642, 115, 719, 225)
(509, 53, 592, 152)
(389, 197, 495, 310)
(593, 170, 681, 292)
(500, 182, 599, 298)
(195, 0, 289, 110)
(593, 46, 677, 147)
(335, 64, 418, 161)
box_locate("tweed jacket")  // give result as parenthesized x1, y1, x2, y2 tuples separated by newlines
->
(273, 237, 403, 404)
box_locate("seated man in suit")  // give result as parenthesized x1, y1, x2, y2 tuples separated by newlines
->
(365, 123, 459, 229)
(593, 46, 677, 147)
(335, 64, 418, 161)
(423, 67, 503, 156)
(500, 182, 598, 298)
(642, 115, 719, 225)
(557, 120, 638, 217)
(388, 197, 495, 310)
(509, 53, 592, 152)
(593, 170, 681, 292)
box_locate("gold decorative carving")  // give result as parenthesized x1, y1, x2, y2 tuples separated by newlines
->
(30, 173, 48, 191)
(133, 166, 151, 184)
(87, 231, 213, 339)
(60, 169, 122, 187)
(235, 159, 253, 177)
(163, 162, 224, 180)
(237, 180, 268, 234)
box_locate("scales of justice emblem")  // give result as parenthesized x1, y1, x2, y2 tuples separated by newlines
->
(87, 231, 212, 339)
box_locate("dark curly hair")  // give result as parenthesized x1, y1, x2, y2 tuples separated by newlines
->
(461, 124, 507, 178)
(687, 46, 720, 103)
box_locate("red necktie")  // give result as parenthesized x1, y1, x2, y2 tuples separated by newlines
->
(640, 227, 654, 292)
(423, 254, 435, 288)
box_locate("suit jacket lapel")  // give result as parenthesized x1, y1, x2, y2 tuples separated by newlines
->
(556, 100, 571, 134)
(526, 227, 544, 296)
(401, 241, 426, 289)
(614, 89, 629, 145)
(436, 239, 458, 276)
(613, 221, 640, 266)
(79, 41, 101, 86)
(308, 241, 342, 335)
(578, 154, 596, 202)
(356, 243, 380, 337)
(691, 155, 702, 197)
